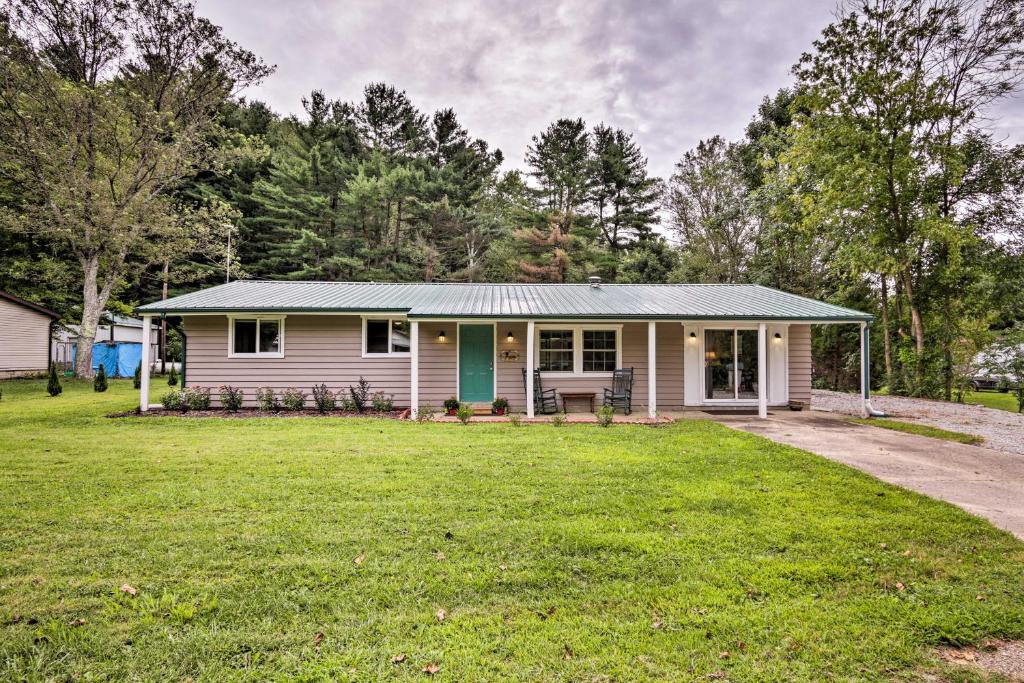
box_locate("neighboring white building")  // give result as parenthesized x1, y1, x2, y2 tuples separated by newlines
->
(53, 313, 161, 373)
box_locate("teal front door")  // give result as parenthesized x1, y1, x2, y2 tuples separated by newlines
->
(459, 325, 494, 403)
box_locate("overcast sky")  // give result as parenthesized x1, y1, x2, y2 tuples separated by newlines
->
(195, 0, 1024, 181)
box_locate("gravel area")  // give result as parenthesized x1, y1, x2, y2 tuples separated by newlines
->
(812, 389, 1024, 456)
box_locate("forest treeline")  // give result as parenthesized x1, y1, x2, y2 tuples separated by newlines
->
(1, 0, 1023, 396)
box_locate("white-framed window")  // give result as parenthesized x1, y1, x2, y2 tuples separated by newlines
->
(535, 324, 622, 375)
(362, 317, 411, 357)
(228, 315, 285, 358)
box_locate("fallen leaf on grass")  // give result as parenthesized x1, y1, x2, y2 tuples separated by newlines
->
(562, 644, 574, 660)
(435, 551, 446, 561)
(313, 632, 324, 647)
(119, 584, 137, 596)
(353, 554, 365, 566)
(70, 618, 86, 627)
(706, 672, 727, 680)
(719, 651, 730, 659)
(895, 581, 905, 591)
(423, 663, 440, 675)
(651, 619, 664, 630)
(391, 653, 407, 664)
(436, 609, 446, 622)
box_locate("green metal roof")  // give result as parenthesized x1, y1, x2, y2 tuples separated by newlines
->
(136, 281, 872, 322)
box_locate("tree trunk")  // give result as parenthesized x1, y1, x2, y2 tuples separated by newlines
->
(880, 275, 893, 379)
(74, 254, 117, 379)
(899, 268, 925, 356)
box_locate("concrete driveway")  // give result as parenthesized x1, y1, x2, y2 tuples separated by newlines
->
(703, 410, 1024, 540)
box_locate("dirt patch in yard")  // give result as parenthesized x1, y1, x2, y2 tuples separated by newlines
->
(936, 640, 1024, 681)
(108, 408, 409, 419)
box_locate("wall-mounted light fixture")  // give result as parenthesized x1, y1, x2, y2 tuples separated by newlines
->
(506, 331, 515, 344)
(688, 331, 698, 343)
(437, 330, 447, 343)
(773, 332, 783, 343)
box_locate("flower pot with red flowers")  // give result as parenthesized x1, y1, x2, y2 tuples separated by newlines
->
(444, 397, 460, 416)
(492, 397, 509, 415)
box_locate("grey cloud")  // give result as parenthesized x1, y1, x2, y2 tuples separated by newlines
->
(197, 0, 1024, 180)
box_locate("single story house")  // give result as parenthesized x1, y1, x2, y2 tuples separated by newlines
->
(0, 289, 60, 379)
(136, 279, 879, 418)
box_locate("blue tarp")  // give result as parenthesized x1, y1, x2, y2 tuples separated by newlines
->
(71, 342, 143, 378)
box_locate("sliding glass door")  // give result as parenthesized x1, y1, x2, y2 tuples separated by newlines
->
(704, 328, 760, 401)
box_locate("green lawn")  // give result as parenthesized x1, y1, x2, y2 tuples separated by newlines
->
(967, 390, 1021, 413)
(1, 380, 1022, 682)
(849, 417, 985, 445)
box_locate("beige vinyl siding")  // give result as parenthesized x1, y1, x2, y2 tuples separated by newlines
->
(788, 324, 812, 405)
(418, 322, 457, 408)
(0, 297, 52, 377)
(184, 315, 410, 407)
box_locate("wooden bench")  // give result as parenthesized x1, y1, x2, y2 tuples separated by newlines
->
(560, 391, 596, 413)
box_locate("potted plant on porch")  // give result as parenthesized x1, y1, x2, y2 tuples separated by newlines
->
(492, 397, 509, 416)
(444, 396, 460, 416)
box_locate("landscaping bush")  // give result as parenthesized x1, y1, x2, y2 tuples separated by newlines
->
(312, 384, 336, 413)
(182, 386, 211, 411)
(281, 388, 307, 411)
(414, 403, 435, 422)
(47, 362, 62, 397)
(596, 405, 614, 427)
(371, 391, 393, 412)
(93, 365, 108, 392)
(339, 396, 357, 411)
(256, 387, 279, 412)
(349, 376, 371, 412)
(219, 385, 244, 412)
(133, 362, 142, 390)
(550, 412, 566, 427)
(455, 403, 473, 425)
(168, 366, 178, 386)
(506, 411, 522, 427)
(160, 390, 182, 411)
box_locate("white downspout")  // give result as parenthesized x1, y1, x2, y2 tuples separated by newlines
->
(861, 321, 886, 417)
(758, 323, 768, 419)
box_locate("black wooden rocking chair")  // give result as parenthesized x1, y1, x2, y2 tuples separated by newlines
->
(602, 367, 634, 415)
(522, 368, 559, 414)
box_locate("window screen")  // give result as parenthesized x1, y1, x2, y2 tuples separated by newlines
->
(539, 330, 574, 372)
(233, 320, 257, 354)
(391, 320, 410, 353)
(582, 330, 616, 372)
(258, 320, 280, 354)
(366, 320, 389, 354)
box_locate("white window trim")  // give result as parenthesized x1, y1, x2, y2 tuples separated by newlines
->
(227, 314, 286, 359)
(534, 323, 623, 377)
(361, 316, 412, 358)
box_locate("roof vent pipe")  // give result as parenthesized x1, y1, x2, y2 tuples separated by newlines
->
(588, 276, 602, 288)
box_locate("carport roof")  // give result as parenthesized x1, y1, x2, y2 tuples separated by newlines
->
(136, 281, 872, 322)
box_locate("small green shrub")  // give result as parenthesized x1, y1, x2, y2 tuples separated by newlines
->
(507, 412, 522, 427)
(550, 412, 566, 427)
(133, 362, 142, 390)
(414, 403, 435, 422)
(997, 378, 1010, 393)
(255, 387, 279, 412)
(456, 403, 473, 425)
(339, 396, 357, 411)
(349, 377, 372, 412)
(47, 362, 62, 397)
(93, 365, 108, 392)
(161, 390, 182, 411)
(596, 405, 614, 427)
(371, 391, 393, 412)
(182, 386, 211, 411)
(219, 385, 244, 412)
(312, 384, 336, 413)
(168, 366, 178, 386)
(281, 388, 307, 411)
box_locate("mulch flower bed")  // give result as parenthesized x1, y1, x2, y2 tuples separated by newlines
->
(108, 408, 410, 419)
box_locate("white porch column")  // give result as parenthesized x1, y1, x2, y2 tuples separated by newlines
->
(860, 321, 870, 418)
(410, 320, 419, 416)
(140, 314, 152, 411)
(526, 320, 535, 418)
(757, 322, 767, 419)
(648, 321, 657, 418)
